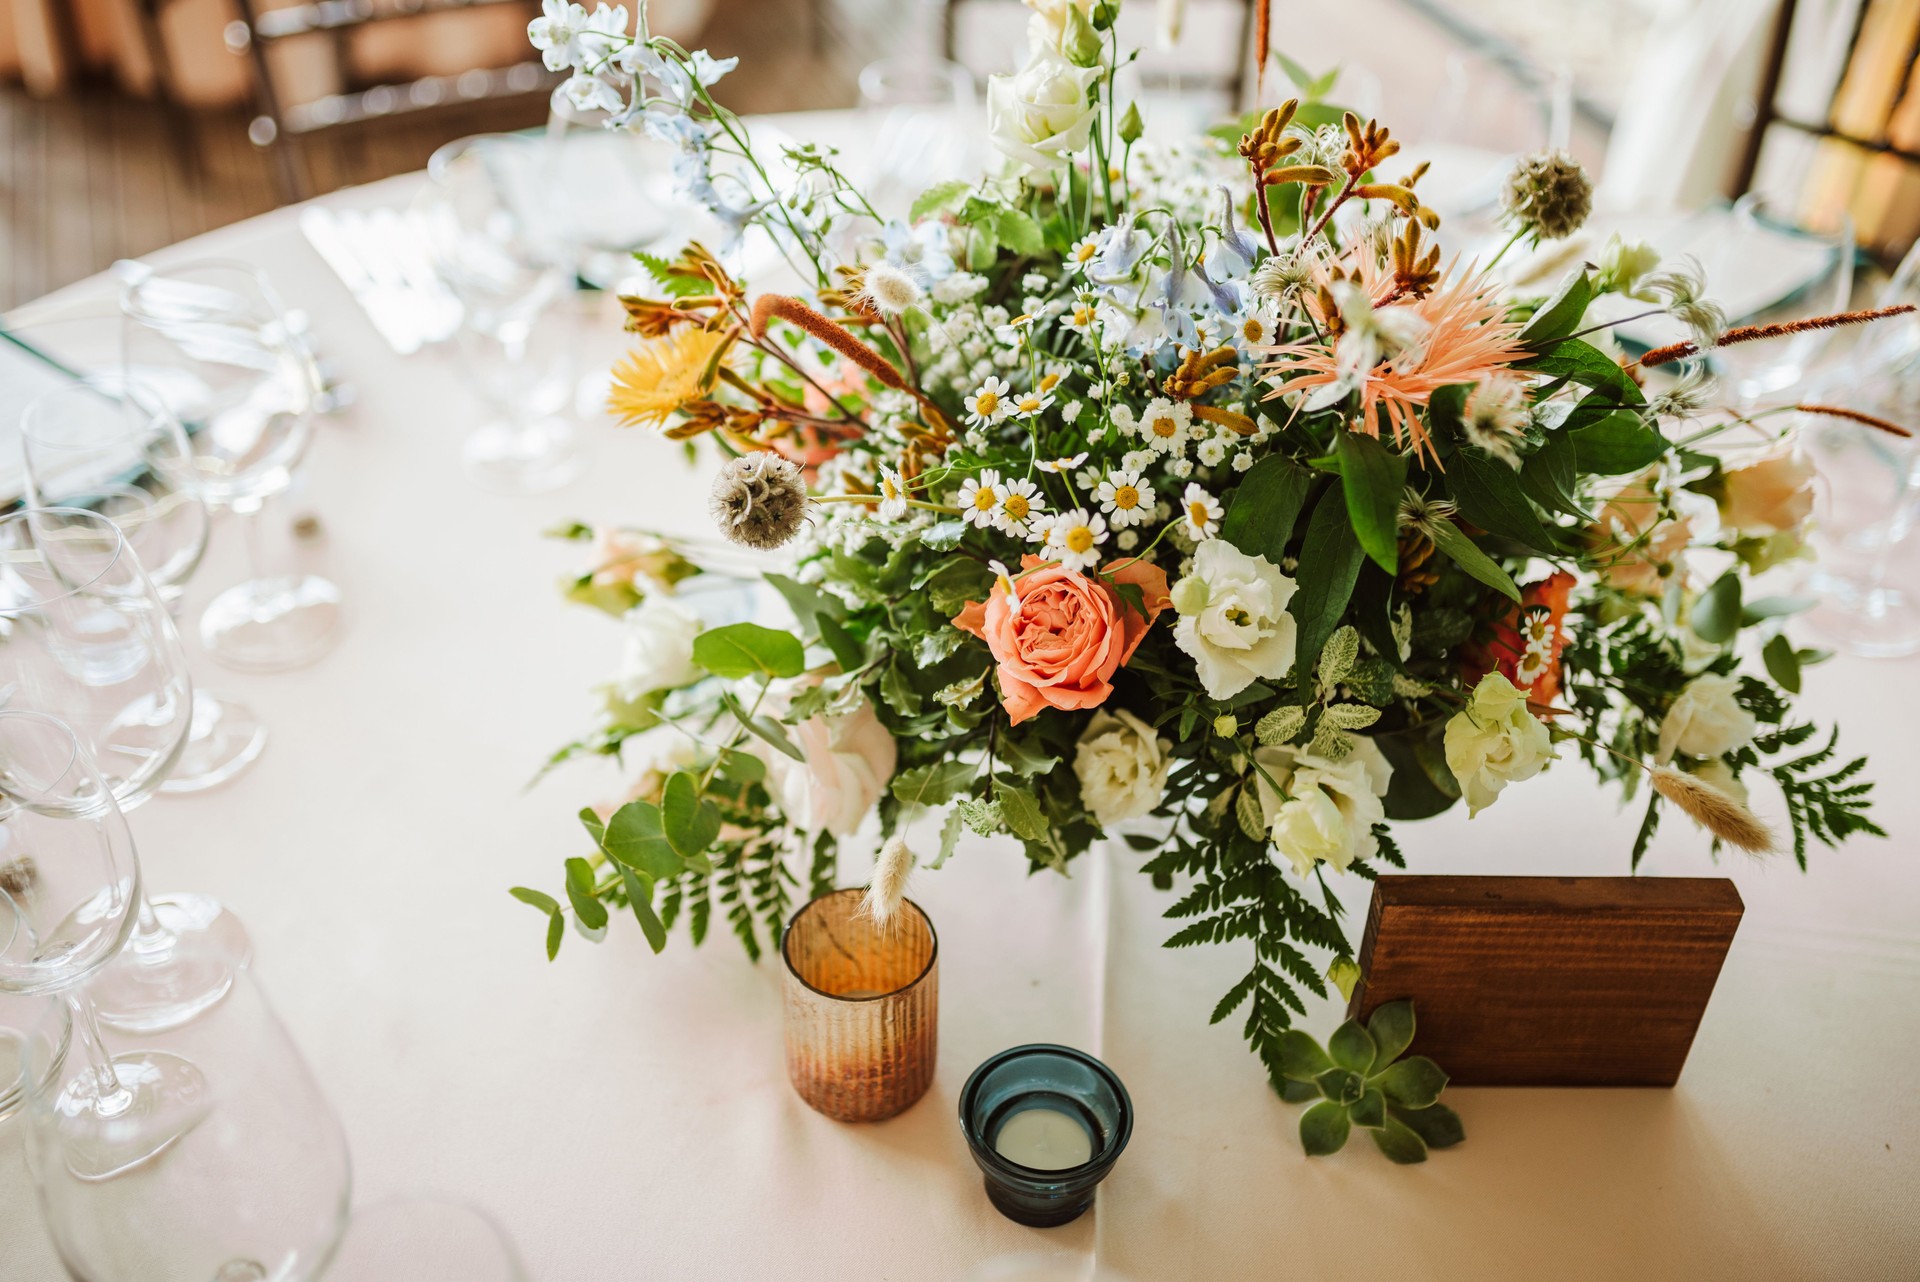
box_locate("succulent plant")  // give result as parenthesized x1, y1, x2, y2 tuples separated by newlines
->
(1274, 1000, 1464, 1164)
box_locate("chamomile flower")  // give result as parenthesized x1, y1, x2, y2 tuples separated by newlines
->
(1230, 302, 1284, 349)
(1231, 451, 1254, 473)
(1196, 438, 1227, 468)
(1067, 234, 1102, 273)
(1064, 298, 1100, 335)
(1180, 484, 1224, 541)
(965, 377, 1011, 427)
(1062, 400, 1084, 424)
(989, 559, 1023, 617)
(1043, 508, 1109, 572)
(1096, 469, 1156, 528)
(1122, 448, 1155, 473)
(876, 466, 910, 521)
(995, 314, 1035, 346)
(996, 477, 1046, 536)
(1039, 452, 1089, 474)
(1139, 398, 1192, 455)
(1116, 529, 1140, 550)
(1109, 404, 1138, 437)
(1010, 388, 1054, 418)
(1036, 363, 1073, 397)
(958, 469, 1006, 529)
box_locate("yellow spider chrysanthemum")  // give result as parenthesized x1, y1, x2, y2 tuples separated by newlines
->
(607, 327, 732, 430)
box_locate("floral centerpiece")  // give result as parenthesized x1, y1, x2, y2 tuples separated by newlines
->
(513, 0, 1896, 1088)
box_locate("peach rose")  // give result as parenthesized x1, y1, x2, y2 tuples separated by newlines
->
(1588, 468, 1690, 597)
(1717, 446, 1815, 538)
(953, 555, 1171, 725)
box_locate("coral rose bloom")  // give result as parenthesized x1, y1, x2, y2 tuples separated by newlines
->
(954, 556, 1171, 725)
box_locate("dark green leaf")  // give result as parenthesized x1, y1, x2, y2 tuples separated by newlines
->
(1350, 1086, 1386, 1129)
(1519, 431, 1591, 520)
(1390, 1101, 1465, 1149)
(1300, 1100, 1352, 1156)
(763, 572, 846, 633)
(998, 733, 1060, 778)
(1570, 411, 1666, 475)
(564, 857, 607, 930)
(1763, 631, 1802, 693)
(1447, 448, 1559, 552)
(1222, 455, 1313, 565)
(1277, 1028, 1334, 1081)
(602, 800, 684, 880)
(1373, 1055, 1448, 1108)
(691, 623, 806, 681)
(1315, 1067, 1365, 1105)
(576, 807, 606, 849)
(715, 747, 766, 785)
(662, 771, 722, 860)
(1425, 520, 1522, 603)
(1691, 570, 1743, 643)
(1328, 1019, 1378, 1074)
(1289, 484, 1368, 683)
(617, 865, 668, 952)
(1365, 999, 1416, 1066)
(1518, 269, 1593, 345)
(1370, 1115, 1429, 1163)
(891, 760, 978, 808)
(1378, 728, 1462, 820)
(815, 615, 864, 672)
(1276, 1077, 1319, 1104)
(1335, 432, 1408, 573)
(995, 782, 1051, 845)
(1519, 338, 1644, 404)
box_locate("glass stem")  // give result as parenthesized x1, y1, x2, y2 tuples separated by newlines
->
(128, 895, 178, 962)
(235, 496, 269, 585)
(64, 993, 134, 1117)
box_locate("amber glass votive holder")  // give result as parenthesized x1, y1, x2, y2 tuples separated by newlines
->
(781, 888, 938, 1122)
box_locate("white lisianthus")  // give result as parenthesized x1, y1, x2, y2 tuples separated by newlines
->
(1022, 0, 1100, 60)
(987, 52, 1103, 171)
(1597, 234, 1662, 301)
(1074, 709, 1174, 828)
(1170, 540, 1300, 699)
(1658, 673, 1757, 762)
(613, 595, 704, 699)
(1253, 738, 1393, 876)
(1444, 672, 1555, 816)
(757, 687, 898, 838)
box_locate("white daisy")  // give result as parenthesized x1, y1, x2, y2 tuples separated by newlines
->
(1196, 439, 1227, 468)
(996, 476, 1046, 537)
(989, 559, 1023, 618)
(1139, 398, 1192, 455)
(877, 465, 909, 521)
(1095, 469, 1156, 528)
(1230, 301, 1283, 350)
(1043, 508, 1109, 572)
(1109, 404, 1138, 437)
(1010, 389, 1054, 418)
(957, 468, 1005, 530)
(1036, 362, 1073, 398)
(965, 377, 1012, 427)
(1180, 484, 1224, 541)
(1067, 234, 1102, 273)
(1038, 452, 1089, 474)
(1122, 448, 1156, 473)
(1064, 299, 1100, 335)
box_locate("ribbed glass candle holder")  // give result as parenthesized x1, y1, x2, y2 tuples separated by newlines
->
(781, 888, 938, 1122)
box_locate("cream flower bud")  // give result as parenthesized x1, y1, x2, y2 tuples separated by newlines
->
(1444, 673, 1555, 816)
(1073, 709, 1173, 828)
(1658, 673, 1757, 762)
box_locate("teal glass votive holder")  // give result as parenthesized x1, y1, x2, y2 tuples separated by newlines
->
(958, 1044, 1133, 1227)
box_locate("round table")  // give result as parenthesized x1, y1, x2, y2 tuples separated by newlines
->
(2, 109, 1916, 1281)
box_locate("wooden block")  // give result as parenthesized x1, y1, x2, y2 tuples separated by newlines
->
(1347, 875, 1743, 1087)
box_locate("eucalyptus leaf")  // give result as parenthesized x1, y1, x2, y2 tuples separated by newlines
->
(1691, 570, 1743, 644)
(509, 887, 560, 916)
(1763, 631, 1802, 693)
(617, 865, 668, 953)
(564, 857, 608, 931)
(691, 623, 806, 680)
(602, 800, 684, 881)
(662, 771, 722, 859)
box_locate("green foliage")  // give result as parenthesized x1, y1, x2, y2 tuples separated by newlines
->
(691, 623, 806, 680)
(1274, 1001, 1463, 1164)
(1334, 432, 1408, 573)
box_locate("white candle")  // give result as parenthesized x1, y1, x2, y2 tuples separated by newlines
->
(993, 1105, 1094, 1170)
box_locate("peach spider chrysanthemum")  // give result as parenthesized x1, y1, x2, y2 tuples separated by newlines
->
(1259, 256, 1528, 463)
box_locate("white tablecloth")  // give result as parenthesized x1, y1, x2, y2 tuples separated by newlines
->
(2, 111, 1916, 1281)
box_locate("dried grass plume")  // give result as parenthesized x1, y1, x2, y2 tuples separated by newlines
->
(860, 834, 916, 928)
(1651, 766, 1775, 854)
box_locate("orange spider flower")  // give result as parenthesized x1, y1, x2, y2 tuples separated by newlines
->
(1261, 256, 1528, 463)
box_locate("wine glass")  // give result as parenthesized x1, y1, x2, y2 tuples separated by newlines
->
(421, 133, 580, 495)
(0, 507, 251, 1031)
(0, 711, 210, 1182)
(21, 382, 270, 793)
(120, 259, 345, 672)
(542, 83, 676, 289)
(324, 1198, 529, 1281)
(1708, 193, 1856, 408)
(0, 987, 71, 1125)
(21, 935, 351, 1280)
(857, 58, 978, 220)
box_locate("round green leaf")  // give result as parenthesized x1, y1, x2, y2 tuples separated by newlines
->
(691, 623, 806, 681)
(1370, 1115, 1429, 1164)
(1373, 1055, 1448, 1109)
(1300, 1100, 1352, 1156)
(1691, 570, 1743, 644)
(1328, 1019, 1378, 1074)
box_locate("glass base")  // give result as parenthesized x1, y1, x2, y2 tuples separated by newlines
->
(158, 691, 267, 795)
(55, 1050, 210, 1182)
(1808, 575, 1920, 659)
(89, 894, 252, 1034)
(201, 574, 344, 672)
(462, 418, 579, 495)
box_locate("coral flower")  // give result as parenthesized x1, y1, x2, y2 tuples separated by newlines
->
(607, 326, 734, 430)
(1261, 257, 1528, 463)
(1462, 570, 1575, 709)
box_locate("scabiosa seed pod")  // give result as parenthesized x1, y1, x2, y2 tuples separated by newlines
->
(1501, 150, 1593, 240)
(710, 452, 809, 550)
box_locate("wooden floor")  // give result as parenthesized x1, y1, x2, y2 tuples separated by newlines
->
(0, 0, 870, 311)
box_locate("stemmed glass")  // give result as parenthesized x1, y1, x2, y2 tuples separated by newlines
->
(1708, 193, 1856, 408)
(421, 133, 579, 494)
(0, 507, 251, 1031)
(18, 920, 351, 1279)
(120, 259, 344, 672)
(324, 1198, 529, 1281)
(857, 58, 979, 220)
(21, 382, 269, 792)
(0, 711, 209, 1181)
(543, 83, 675, 289)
